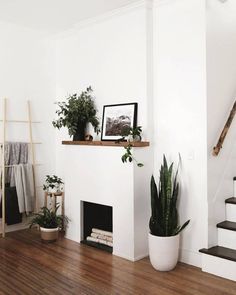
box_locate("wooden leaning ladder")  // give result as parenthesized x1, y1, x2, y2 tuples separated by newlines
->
(0, 98, 40, 238)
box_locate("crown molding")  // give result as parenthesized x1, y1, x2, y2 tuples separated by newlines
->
(53, 0, 152, 40)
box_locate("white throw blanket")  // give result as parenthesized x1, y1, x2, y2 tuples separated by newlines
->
(14, 164, 34, 214)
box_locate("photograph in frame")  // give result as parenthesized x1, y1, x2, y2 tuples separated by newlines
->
(101, 103, 137, 141)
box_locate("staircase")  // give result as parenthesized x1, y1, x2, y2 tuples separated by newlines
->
(200, 196, 236, 281)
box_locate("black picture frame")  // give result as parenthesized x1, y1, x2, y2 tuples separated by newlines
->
(101, 103, 138, 141)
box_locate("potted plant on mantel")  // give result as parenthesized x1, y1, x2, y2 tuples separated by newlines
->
(149, 155, 190, 271)
(52, 86, 100, 141)
(30, 205, 69, 242)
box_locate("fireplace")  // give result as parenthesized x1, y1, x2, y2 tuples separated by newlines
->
(81, 201, 113, 253)
(63, 144, 151, 260)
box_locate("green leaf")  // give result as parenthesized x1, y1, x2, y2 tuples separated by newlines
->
(150, 155, 190, 237)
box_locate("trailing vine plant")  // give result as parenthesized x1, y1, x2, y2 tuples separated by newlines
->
(121, 143, 144, 167)
(120, 126, 144, 167)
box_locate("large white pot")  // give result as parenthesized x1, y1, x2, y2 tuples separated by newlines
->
(148, 233, 180, 271)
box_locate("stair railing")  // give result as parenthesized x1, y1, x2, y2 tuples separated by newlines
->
(213, 100, 236, 156)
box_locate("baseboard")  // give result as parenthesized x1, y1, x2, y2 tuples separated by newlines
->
(179, 248, 202, 268)
(134, 252, 149, 261)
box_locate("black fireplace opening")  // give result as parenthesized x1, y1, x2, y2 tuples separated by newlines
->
(81, 201, 113, 253)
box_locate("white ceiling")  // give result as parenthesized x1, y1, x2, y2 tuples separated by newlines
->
(0, 0, 138, 33)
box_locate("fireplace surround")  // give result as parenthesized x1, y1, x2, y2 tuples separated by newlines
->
(63, 142, 152, 261)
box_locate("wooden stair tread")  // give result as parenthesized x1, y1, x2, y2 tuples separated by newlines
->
(225, 197, 236, 204)
(217, 221, 236, 231)
(199, 246, 236, 262)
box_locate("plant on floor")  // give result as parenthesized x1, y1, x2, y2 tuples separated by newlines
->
(148, 155, 190, 271)
(29, 205, 68, 230)
(52, 86, 100, 141)
(43, 175, 64, 193)
(150, 155, 190, 236)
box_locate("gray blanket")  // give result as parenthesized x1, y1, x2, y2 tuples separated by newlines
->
(14, 164, 34, 214)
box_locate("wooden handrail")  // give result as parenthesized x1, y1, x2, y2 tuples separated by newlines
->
(213, 100, 236, 156)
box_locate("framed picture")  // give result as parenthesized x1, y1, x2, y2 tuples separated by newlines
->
(101, 103, 137, 141)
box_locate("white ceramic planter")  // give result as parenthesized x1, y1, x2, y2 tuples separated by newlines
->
(127, 135, 142, 142)
(148, 233, 180, 271)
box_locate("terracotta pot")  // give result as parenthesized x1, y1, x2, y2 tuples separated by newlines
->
(40, 227, 59, 242)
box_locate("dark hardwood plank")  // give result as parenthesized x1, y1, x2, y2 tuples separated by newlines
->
(0, 230, 235, 295)
(217, 221, 236, 231)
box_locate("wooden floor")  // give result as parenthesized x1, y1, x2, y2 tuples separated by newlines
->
(0, 230, 236, 295)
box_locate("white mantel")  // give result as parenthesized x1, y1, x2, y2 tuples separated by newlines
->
(63, 141, 152, 261)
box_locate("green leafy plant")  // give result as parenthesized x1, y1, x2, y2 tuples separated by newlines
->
(120, 126, 143, 167)
(121, 143, 144, 167)
(43, 175, 63, 191)
(121, 126, 142, 140)
(149, 155, 190, 236)
(52, 86, 100, 138)
(29, 205, 69, 229)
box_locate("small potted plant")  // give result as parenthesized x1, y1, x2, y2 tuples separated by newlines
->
(52, 86, 100, 141)
(149, 155, 190, 271)
(29, 205, 69, 242)
(43, 175, 63, 194)
(121, 126, 142, 142)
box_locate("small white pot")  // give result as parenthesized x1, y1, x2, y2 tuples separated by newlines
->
(148, 233, 180, 271)
(47, 185, 63, 194)
(127, 135, 142, 142)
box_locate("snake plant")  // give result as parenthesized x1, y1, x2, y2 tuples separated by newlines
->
(149, 155, 190, 236)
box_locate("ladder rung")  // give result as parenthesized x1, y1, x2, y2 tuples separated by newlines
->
(0, 164, 42, 168)
(0, 142, 42, 145)
(0, 120, 41, 123)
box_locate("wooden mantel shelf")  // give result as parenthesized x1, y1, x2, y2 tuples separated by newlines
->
(62, 140, 150, 147)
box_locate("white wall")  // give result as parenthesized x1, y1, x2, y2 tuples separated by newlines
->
(207, 0, 236, 246)
(0, 21, 56, 211)
(54, 4, 152, 178)
(153, 0, 208, 267)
